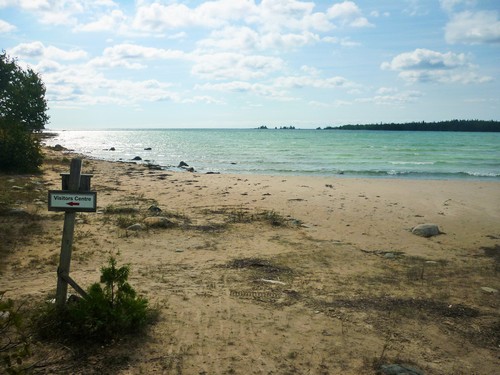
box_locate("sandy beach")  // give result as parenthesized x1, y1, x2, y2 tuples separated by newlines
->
(1, 147, 499, 374)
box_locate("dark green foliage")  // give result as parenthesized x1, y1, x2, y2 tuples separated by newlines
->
(0, 52, 48, 173)
(0, 52, 49, 133)
(0, 123, 43, 173)
(67, 257, 148, 341)
(37, 258, 150, 343)
(326, 119, 500, 132)
(0, 292, 31, 374)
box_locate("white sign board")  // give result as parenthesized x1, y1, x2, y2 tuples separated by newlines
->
(48, 191, 97, 212)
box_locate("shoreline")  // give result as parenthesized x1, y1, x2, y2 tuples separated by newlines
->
(45, 143, 500, 182)
(41, 129, 500, 181)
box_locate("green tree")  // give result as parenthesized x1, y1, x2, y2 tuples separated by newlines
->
(0, 52, 49, 173)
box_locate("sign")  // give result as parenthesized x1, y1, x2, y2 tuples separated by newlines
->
(48, 190, 97, 212)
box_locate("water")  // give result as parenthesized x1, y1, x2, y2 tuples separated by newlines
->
(43, 129, 500, 180)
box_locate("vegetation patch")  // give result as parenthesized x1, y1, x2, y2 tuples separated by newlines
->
(36, 257, 156, 344)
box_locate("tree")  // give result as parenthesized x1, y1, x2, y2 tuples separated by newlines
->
(0, 52, 49, 173)
(0, 52, 49, 133)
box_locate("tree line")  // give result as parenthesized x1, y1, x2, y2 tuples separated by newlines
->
(1, 51, 49, 173)
(324, 120, 500, 132)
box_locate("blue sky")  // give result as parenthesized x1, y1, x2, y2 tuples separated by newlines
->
(1, 0, 499, 129)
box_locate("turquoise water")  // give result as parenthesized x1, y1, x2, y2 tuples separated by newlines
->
(44, 129, 500, 180)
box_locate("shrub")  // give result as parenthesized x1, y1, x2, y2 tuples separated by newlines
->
(37, 257, 150, 343)
(0, 292, 31, 374)
(0, 123, 43, 173)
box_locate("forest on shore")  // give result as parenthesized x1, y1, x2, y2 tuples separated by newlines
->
(324, 119, 500, 132)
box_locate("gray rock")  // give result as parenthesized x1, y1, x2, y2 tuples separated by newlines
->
(144, 147, 152, 150)
(143, 216, 175, 228)
(380, 363, 424, 375)
(126, 223, 143, 231)
(12, 185, 24, 190)
(148, 205, 162, 213)
(412, 223, 441, 238)
(132, 156, 142, 161)
(53, 144, 65, 151)
(109, 147, 116, 151)
(480, 287, 498, 294)
(384, 252, 396, 259)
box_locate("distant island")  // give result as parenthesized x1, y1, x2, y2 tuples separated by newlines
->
(257, 125, 296, 130)
(322, 119, 500, 132)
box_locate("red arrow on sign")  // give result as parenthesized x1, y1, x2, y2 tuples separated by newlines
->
(67, 202, 80, 206)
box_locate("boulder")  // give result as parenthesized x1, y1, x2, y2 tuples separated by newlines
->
(126, 223, 143, 231)
(144, 147, 152, 150)
(132, 156, 142, 161)
(148, 205, 162, 213)
(178, 161, 189, 168)
(143, 216, 175, 228)
(412, 223, 441, 238)
(109, 147, 116, 151)
(53, 144, 65, 151)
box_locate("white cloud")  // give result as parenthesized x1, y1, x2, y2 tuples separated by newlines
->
(382, 48, 492, 84)
(323, 36, 360, 47)
(439, 0, 477, 13)
(191, 52, 285, 80)
(133, 0, 254, 32)
(357, 90, 422, 105)
(381, 48, 469, 71)
(88, 43, 188, 69)
(445, 10, 500, 45)
(75, 9, 127, 32)
(0, 19, 16, 32)
(327, 1, 373, 28)
(9, 41, 88, 60)
(1, 0, 117, 26)
(274, 75, 358, 90)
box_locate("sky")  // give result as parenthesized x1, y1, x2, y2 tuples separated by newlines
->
(1, 0, 499, 129)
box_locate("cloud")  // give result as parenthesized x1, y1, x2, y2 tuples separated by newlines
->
(9, 41, 88, 60)
(439, 0, 477, 12)
(327, 1, 373, 27)
(0, 19, 16, 32)
(322, 36, 360, 47)
(75, 9, 127, 32)
(356, 89, 422, 105)
(133, 0, 254, 32)
(88, 43, 188, 69)
(381, 48, 469, 71)
(199, 26, 322, 52)
(0, 0, 117, 26)
(37, 60, 184, 107)
(445, 10, 500, 45)
(196, 81, 289, 99)
(191, 52, 285, 80)
(274, 75, 359, 90)
(382, 48, 492, 84)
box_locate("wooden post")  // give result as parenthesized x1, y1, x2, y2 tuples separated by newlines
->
(55, 158, 82, 309)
